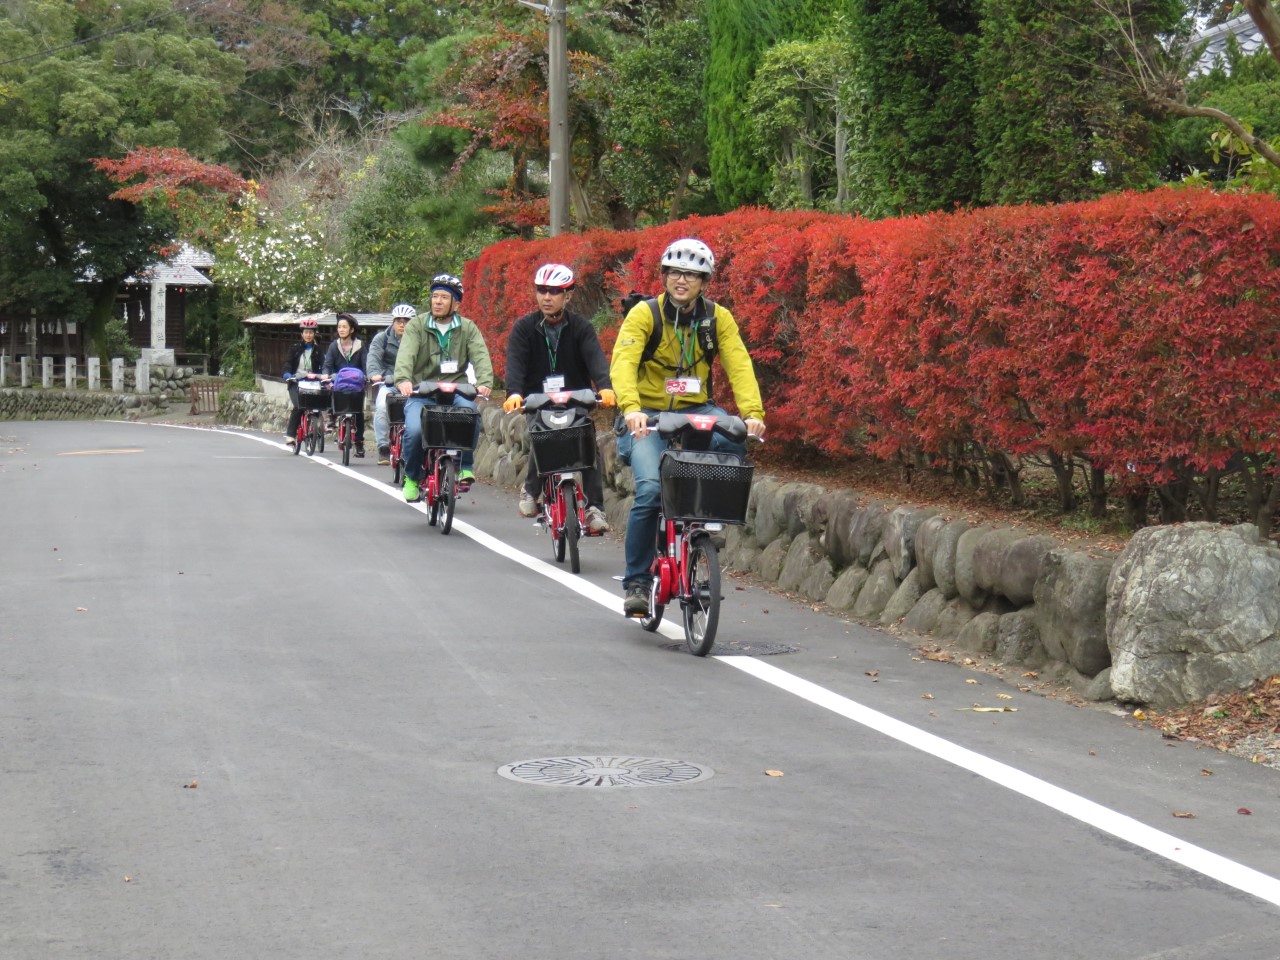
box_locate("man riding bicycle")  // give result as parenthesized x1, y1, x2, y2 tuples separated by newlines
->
(369, 304, 413, 464)
(394, 274, 494, 502)
(502, 263, 616, 534)
(609, 238, 766, 617)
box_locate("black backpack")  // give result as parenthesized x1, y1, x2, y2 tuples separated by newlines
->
(627, 295, 719, 371)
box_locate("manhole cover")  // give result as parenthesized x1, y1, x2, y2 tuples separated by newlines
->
(498, 756, 714, 788)
(662, 639, 799, 656)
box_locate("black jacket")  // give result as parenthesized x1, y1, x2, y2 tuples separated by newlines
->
(284, 340, 324, 378)
(321, 338, 367, 376)
(504, 309, 611, 397)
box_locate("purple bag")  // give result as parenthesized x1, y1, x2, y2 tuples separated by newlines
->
(333, 366, 365, 393)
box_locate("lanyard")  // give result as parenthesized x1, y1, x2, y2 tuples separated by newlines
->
(541, 320, 563, 373)
(674, 325, 698, 375)
(431, 316, 458, 361)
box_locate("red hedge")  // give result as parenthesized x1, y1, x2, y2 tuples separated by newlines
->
(465, 189, 1280, 486)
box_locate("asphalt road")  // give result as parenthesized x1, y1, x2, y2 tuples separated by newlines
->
(3, 419, 1280, 960)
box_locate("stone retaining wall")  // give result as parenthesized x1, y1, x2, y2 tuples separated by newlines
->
(0, 388, 168, 420)
(468, 407, 1280, 708)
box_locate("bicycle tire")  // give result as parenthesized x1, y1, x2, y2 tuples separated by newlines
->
(563, 481, 581, 574)
(682, 538, 721, 656)
(427, 456, 440, 525)
(551, 488, 567, 563)
(341, 420, 351, 466)
(318, 427, 325, 453)
(639, 575, 664, 632)
(440, 456, 457, 535)
(293, 425, 303, 455)
(305, 417, 318, 456)
(392, 453, 402, 486)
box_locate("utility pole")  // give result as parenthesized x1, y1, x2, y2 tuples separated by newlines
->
(517, 0, 570, 236)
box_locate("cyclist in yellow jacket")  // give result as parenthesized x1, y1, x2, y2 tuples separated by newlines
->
(609, 238, 765, 616)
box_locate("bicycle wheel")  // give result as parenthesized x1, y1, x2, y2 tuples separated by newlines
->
(440, 456, 457, 535)
(550, 484, 566, 563)
(426, 456, 440, 526)
(341, 419, 351, 466)
(682, 537, 721, 656)
(305, 417, 318, 456)
(562, 481, 581, 574)
(639, 575, 664, 632)
(293, 423, 302, 455)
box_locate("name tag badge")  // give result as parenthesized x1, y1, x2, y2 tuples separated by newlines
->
(440, 360, 459, 375)
(664, 377, 701, 396)
(542, 375, 565, 392)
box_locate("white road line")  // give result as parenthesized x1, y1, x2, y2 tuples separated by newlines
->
(718, 657, 1280, 908)
(132, 422, 1280, 907)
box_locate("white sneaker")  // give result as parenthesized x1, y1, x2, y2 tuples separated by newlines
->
(518, 491, 540, 517)
(585, 505, 610, 534)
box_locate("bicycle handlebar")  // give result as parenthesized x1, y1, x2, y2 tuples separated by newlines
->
(520, 388, 600, 413)
(409, 380, 479, 402)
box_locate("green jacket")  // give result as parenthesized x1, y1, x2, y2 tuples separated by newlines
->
(394, 313, 494, 389)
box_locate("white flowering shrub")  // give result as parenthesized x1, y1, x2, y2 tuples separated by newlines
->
(213, 199, 380, 312)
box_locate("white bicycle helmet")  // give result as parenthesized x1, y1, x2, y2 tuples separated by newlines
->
(430, 274, 464, 302)
(391, 303, 416, 319)
(534, 263, 575, 290)
(660, 238, 715, 276)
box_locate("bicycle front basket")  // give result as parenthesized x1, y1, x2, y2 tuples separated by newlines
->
(330, 389, 364, 415)
(296, 380, 328, 411)
(529, 410, 596, 476)
(422, 404, 480, 450)
(659, 449, 754, 524)
(386, 392, 406, 425)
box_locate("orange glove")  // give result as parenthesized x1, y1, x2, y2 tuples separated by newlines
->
(502, 393, 524, 414)
(598, 389, 616, 407)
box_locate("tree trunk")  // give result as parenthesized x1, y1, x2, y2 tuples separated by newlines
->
(669, 166, 692, 222)
(86, 279, 123, 366)
(1245, 0, 1280, 66)
(569, 174, 590, 230)
(1047, 450, 1078, 513)
(833, 108, 849, 208)
(1088, 464, 1109, 518)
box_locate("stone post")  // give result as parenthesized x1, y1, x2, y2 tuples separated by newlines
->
(135, 359, 150, 395)
(88, 357, 101, 391)
(41, 356, 53, 388)
(20, 356, 30, 387)
(65, 356, 77, 390)
(111, 358, 124, 393)
(0, 355, 8, 387)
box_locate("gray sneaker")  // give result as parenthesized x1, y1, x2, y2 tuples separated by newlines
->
(585, 505, 610, 534)
(623, 584, 649, 617)
(518, 490, 540, 517)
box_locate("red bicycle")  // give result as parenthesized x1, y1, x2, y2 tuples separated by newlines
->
(289, 375, 327, 456)
(386, 390, 407, 486)
(636, 412, 756, 656)
(521, 389, 602, 574)
(410, 380, 480, 535)
(330, 386, 363, 466)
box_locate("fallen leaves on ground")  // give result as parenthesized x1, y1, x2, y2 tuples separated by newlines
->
(865, 670, 879, 677)
(1144, 674, 1280, 768)
(764, 770, 784, 777)
(996, 694, 1014, 700)
(183, 780, 198, 789)
(1239, 808, 1253, 815)
(958, 706, 1017, 713)
(920, 693, 935, 700)
(1172, 811, 1196, 819)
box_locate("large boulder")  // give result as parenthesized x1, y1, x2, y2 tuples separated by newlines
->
(751, 480, 789, 545)
(884, 506, 939, 581)
(929, 519, 972, 601)
(778, 533, 823, 593)
(953, 525, 995, 607)
(901, 588, 948, 634)
(810, 491, 863, 570)
(880, 568, 923, 625)
(853, 559, 897, 619)
(972, 528, 1024, 598)
(1034, 550, 1114, 677)
(1107, 523, 1280, 707)
(997, 535, 1056, 607)
(826, 566, 870, 611)
(914, 514, 949, 592)
(849, 500, 890, 568)
(782, 483, 826, 539)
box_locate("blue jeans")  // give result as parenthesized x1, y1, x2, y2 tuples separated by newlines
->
(403, 395, 480, 482)
(615, 404, 744, 588)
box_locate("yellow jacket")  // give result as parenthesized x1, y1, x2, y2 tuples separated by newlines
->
(609, 294, 765, 421)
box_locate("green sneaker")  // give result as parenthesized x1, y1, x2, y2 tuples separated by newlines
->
(456, 468, 475, 490)
(402, 477, 420, 502)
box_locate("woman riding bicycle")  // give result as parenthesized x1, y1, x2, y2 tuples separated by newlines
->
(321, 312, 368, 458)
(609, 238, 766, 617)
(284, 318, 324, 446)
(502, 263, 615, 533)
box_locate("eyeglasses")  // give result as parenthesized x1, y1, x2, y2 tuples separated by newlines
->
(664, 269, 706, 282)
(535, 285, 568, 295)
